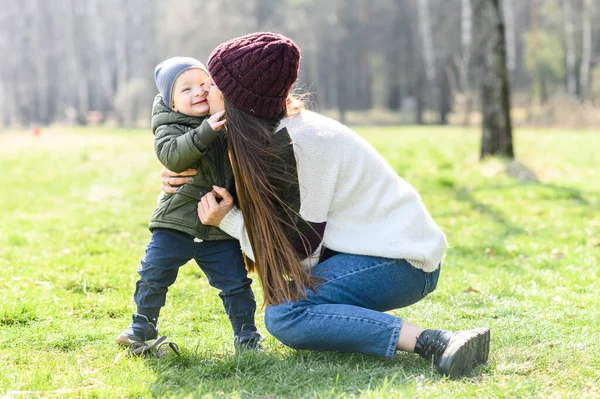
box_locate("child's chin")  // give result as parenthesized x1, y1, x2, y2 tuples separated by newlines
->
(191, 109, 209, 117)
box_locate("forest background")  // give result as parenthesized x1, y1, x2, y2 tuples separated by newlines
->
(1, 0, 599, 130)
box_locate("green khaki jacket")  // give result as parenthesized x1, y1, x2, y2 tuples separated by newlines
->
(149, 95, 235, 241)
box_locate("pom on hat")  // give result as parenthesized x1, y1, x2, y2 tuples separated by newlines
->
(207, 32, 301, 120)
(154, 57, 208, 109)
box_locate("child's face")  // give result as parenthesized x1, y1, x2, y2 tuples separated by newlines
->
(205, 78, 225, 115)
(172, 68, 210, 117)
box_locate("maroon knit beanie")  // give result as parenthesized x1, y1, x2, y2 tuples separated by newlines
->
(207, 32, 300, 120)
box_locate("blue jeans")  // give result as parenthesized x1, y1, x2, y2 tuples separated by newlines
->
(264, 252, 440, 359)
(134, 229, 256, 335)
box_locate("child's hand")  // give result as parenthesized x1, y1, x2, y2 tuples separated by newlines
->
(207, 110, 226, 132)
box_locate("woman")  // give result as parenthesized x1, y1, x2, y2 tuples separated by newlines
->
(164, 32, 490, 378)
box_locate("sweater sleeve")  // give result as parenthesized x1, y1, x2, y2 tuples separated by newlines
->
(154, 119, 217, 173)
(218, 206, 322, 268)
(218, 206, 256, 261)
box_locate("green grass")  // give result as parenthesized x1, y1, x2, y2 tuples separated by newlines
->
(1, 125, 598, 398)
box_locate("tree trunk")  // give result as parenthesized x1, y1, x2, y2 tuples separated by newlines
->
(64, 0, 90, 125)
(115, 3, 129, 125)
(461, 0, 473, 125)
(579, 0, 592, 101)
(461, 0, 472, 77)
(90, 1, 115, 116)
(335, 0, 352, 122)
(438, 64, 452, 125)
(563, 0, 577, 98)
(30, 0, 50, 124)
(386, 0, 403, 110)
(357, 0, 371, 109)
(416, 0, 437, 122)
(405, 0, 424, 124)
(503, 0, 516, 82)
(471, 0, 514, 159)
(528, 0, 540, 108)
(415, 70, 425, 125)
(416, 0, 436, 86)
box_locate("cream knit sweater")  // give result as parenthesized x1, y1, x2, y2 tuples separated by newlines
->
(219, 110, 447, 272)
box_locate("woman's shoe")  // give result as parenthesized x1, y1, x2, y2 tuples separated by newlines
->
(415, 327, 490, 379)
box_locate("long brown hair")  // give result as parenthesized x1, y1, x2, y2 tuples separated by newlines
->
(225, 94, 319, 306)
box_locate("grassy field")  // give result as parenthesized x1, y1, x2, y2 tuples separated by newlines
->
(0, 125, 598, 398)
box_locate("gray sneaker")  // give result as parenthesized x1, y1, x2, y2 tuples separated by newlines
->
(116, 314, 159, 346)
(233, 324, 264, 354)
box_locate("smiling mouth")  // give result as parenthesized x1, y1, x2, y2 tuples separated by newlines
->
(192, 99, 207, 106)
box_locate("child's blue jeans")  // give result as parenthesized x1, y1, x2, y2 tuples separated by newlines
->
(264, 252, 440, 359)
(134, 228, 256, 335)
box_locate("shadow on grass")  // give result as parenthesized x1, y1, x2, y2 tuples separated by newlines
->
(454, 186, 525, 236)
(451, 159, 598, 237)
(502, 159, 597, 209)
(143, 348, 488, 397)
(473, 182, 596, 208)
(443, 158, 599, 261)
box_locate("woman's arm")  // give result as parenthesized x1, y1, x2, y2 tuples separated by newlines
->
(198, 187, 256, 260)
(161, 167, 197, 194)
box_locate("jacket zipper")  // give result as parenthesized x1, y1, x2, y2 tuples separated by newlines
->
(214, 138, 225, 188)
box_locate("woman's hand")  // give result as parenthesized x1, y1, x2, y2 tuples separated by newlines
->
(198, 186, 234, 226)
(207, 110, 226, 132)
(161, 167, 197, 194)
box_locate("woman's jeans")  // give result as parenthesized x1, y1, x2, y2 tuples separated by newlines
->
(134, 229, 256, 335)
(264, 252, 440, 359)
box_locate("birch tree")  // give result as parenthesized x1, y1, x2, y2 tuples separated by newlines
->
(562, 0, 577, 98)
(416, 0, 437, 123)
(579, 0, 592, 101)
(503, 0, 516, 81)
(0, 2, 21, 125)
(417, 0, 436, 86)
(459, 0, 474, 125)
(462, 0, 473, 77)
(0, 0, 597, 128)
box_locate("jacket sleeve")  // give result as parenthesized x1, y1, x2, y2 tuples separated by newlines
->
(154, 119, 217, 173)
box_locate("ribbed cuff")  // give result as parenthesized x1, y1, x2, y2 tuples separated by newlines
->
(218, 207, 244, 239)
(407, 234, 447, 273)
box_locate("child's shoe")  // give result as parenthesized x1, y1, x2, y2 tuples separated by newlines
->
(116, 314, 159, 345)
(233, 324, 264, 354)
(414, 327, 490, 379)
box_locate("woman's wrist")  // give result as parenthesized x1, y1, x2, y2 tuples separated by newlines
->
(218, 206, 243, 237)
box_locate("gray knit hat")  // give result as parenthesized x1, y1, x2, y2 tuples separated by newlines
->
(154, 57, 208, 109)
